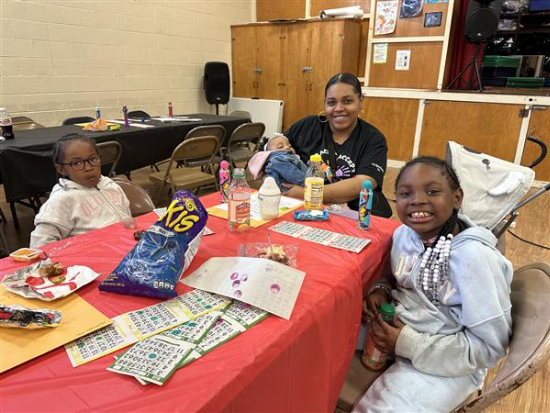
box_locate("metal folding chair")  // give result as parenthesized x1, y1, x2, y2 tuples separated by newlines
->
(97, 141, 123, 177)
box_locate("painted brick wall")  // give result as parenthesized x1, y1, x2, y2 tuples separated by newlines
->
(0, 0, 253, 126)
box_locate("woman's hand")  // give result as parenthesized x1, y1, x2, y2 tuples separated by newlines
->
(370, 313, 405, 354)
(363, 289, 390, 322)
(281, 184, 304, 199)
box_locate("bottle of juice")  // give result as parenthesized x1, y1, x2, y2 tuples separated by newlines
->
(361, 302, 395, 371)
(228, 168, 250, 234)
(304, 154, 325, 210)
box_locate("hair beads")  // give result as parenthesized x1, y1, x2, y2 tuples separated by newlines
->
(418, 234, 453, 305)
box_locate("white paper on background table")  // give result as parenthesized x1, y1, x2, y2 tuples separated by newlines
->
(65, 290, 231, 366)
(373, 43, 388, 64)
(213, 193, 303, 221)
(152, 117, 203, 122)
(269, 220, 371, 253)
(107, 120, 155, 129)
(395, 50, 411, 71)
(183, 257, 305, 320)
(375, 0, 398, 35)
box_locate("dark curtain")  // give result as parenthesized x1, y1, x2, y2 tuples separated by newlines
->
(447, 0, 485, 89)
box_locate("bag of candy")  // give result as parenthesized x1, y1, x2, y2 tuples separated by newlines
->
(99, 191, 207, 298)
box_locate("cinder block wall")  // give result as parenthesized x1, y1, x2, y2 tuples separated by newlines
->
(0, 0, 252, 126)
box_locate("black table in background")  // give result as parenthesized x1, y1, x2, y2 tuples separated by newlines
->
(0, 114, 248, 204)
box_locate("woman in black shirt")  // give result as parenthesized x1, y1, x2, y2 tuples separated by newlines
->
(283, 73, 392, 217)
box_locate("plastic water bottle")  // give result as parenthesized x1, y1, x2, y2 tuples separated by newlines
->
(362, 302, 395, 371)
(304, 154, 325, 210)
(95, 106, 101, 119)
(358, 180, 373, 230)
(258, 176, 281, 220)
(219, 160, 230, 203)
(122, 105, 129, 127)
(0, 108, 14, 140)
(228, 168, 251, 234)
(168, 102, 173, 118)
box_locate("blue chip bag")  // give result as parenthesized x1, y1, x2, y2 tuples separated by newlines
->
(99, 190, 207, 298)
(293, 208, 329, 221)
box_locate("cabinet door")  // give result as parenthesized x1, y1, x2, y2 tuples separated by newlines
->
(280, 23, 312, 130)
(231, 26, 257, 98)
(420, 101, 524, 161)
(522, 107, 550, 182)
(309, 21, 361, 115)
(256, 25, 283, 100)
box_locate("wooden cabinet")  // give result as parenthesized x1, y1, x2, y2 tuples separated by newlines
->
(231, 20, 362, 130)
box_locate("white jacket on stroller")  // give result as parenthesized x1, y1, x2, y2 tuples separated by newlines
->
(446, 141, 535, 232)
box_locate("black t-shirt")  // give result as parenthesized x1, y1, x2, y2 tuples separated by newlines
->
(284, 115, 389, 211)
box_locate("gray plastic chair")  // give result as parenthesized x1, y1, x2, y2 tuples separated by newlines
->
(228, 110, 251, 119)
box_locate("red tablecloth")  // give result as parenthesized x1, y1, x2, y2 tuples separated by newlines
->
(0, 194, 399, 412)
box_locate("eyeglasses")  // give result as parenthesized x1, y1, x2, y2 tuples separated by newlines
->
(58, 155, 101, 171)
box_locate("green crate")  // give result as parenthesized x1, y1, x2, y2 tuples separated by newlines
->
(483, 55, 522, 68)
(506, 77, 545, 88)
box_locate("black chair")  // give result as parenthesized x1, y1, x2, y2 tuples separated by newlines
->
(62, 116, 95, 126)
(128, 110, 151, 120)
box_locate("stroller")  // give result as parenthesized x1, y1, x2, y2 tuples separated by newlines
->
(446, 141, 550, 250)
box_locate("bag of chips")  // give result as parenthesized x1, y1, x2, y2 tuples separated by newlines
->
(99, 191, 207, 298)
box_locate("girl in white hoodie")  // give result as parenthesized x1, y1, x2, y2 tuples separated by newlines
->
(30, 134, 133, 248)
(355, 157, 513, 413)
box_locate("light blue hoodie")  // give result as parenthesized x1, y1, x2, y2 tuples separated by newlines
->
(381, 214, 513, 380)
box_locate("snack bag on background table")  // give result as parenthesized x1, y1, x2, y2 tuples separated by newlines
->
(99, 191, 207, 298)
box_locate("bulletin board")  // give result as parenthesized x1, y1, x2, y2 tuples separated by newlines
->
(368, 42, 443, 89)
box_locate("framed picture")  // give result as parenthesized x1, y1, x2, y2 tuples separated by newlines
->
(424, 11, 443, 27)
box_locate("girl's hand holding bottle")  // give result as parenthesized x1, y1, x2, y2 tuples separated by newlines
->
(370, 313, 405, 354)
(364, 288, 391, 322)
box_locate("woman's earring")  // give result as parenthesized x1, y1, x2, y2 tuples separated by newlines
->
(318, 111, 328, 123)
(358, 109, 365, 119)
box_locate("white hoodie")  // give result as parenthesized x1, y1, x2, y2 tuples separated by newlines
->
(30, 176, 132, 248)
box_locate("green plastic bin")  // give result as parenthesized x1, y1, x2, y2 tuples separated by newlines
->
(506, 77, 545, 88)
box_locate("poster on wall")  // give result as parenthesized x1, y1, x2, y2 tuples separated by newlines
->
(395, 50, 411, 71)
(400, 0, 423, 18)
(373, 43, 388, 64)
(375, 0, 398, 35)
(425, 0, 449, 4)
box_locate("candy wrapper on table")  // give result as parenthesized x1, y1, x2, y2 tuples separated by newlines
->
(0, 305, 62, 328)
(99, 191, 207, 299)
(1, 259, 100, 301)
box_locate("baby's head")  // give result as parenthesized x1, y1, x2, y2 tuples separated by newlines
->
(266, 135, 294, 153)
(53, 134, 101, 188)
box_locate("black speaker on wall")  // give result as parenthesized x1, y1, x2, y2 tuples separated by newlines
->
(464, 0, 503, 43)
(204, 62, 230, 114)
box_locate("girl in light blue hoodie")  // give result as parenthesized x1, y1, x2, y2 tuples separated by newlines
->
(354, 157, 513, 413)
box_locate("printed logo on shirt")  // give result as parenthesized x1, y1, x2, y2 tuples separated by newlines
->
(319, 149, 355, 181)
(371, 163, 385, 174)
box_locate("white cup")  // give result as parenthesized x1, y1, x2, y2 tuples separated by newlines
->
(258, 193, 281, 220)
